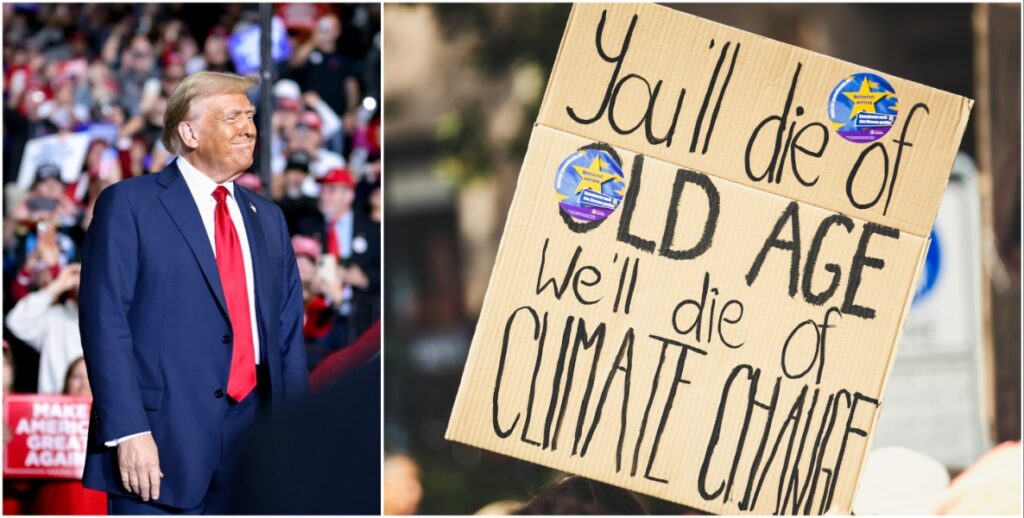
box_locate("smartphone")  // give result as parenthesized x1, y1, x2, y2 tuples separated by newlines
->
(27, 197, 58, 213)
(317, 254, 338, 286)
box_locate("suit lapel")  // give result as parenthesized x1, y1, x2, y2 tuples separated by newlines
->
(156, 162, 229, 319)
(233, 187, 272, 359)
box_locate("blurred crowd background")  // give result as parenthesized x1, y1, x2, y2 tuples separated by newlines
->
(2, 3, 380, 514)
(383, 3, 1021, 515)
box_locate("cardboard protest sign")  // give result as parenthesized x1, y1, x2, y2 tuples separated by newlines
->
(447, 4, 972, 514)
(277, 3, 324, 31)
(3, 395, 91, 479)
(16, 132, 90, 192)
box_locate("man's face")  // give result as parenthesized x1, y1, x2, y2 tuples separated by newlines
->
(291, 125, 322, 153)
(128, 36, 153, 73)
(192, 93, 256, 177)
(34, 177, 63, 200)
(284, 168, 307, 192)
(205, 36, 229, 66)
(319, 183, 354, 219)
(55, 82, 74, 104)
(163, 63, 185, 94)
(314, 16, 340, 48)
(276, 106, 299, 133)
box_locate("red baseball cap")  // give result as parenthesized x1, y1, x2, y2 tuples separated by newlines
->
(292, 235, 321, 260)
(277, 98, 301, 111)
(318, 168, 354, 188)
(208, 25, 229, 39)
(298, 111, 322, 131)
(235, 172, 264, 193)
(163, 52, 185, 68)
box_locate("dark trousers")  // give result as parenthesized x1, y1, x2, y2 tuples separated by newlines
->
(108, 367, 269, 515)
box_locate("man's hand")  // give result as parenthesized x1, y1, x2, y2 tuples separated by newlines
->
(303, 90, 322, 108)
(343, 264, 370, 289)
(117, 433, 163, 501)
(118, 115, 145, 140)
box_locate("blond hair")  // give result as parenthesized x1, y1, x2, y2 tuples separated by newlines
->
(162, 71, 259, 154)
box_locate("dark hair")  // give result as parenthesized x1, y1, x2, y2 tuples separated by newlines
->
(63, 356, 86, 395)
(515, 476, 648, 515)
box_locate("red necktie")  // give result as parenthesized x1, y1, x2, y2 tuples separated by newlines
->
(326, 219, 341, 258)
(212, 186, 256, 401)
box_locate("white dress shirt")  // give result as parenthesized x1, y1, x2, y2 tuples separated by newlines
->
(106, 157, 264, 447)
(177, 156, 261, 365)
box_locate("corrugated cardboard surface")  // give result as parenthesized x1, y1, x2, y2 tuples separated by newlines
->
(539, 4, 972, 239)
(447, 3, 971, 515)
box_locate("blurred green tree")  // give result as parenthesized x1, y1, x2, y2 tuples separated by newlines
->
(431, 4, 571, 187)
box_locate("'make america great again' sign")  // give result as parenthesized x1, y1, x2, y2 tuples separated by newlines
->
(4, 395, 91, 479)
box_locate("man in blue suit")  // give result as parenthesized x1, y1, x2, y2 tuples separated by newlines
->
(79, 71, 308, 514)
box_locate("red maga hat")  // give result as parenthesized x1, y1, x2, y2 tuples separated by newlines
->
(277, 98, 301, 111)
(291, 235, 322, 260)
(318, 168, 354, 188)
(298, 111, 322, 131)
(235, 172, 264, 193)
(163, 52, 185, 68)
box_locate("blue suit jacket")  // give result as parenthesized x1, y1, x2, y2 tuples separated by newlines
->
(78, 161, 308, 508)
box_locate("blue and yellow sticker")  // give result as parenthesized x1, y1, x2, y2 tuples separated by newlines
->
(554, 149, 625, 223)
(827, 72, 898, 144)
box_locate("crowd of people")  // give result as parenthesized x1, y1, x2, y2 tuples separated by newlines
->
(382, 445, 1023, 515)
(2, 4, 380, 513)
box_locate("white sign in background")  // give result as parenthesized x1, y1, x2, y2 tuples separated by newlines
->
(15, 132, 91, 192)
(871, 153, 991, 470)
(228, 17, 292, 76)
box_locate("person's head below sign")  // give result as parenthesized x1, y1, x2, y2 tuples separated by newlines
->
(162, 71, 258, 183)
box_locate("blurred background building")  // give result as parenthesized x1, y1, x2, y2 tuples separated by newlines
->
(383, 3, 1020, 514)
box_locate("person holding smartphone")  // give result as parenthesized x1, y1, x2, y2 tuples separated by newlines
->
(8, 163, 81, 302)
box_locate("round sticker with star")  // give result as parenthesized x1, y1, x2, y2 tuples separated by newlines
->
(554, 148, 625, 223)
(827, 72, 899, 144)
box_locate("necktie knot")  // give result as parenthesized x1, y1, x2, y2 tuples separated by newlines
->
(212, 185, 230, 203)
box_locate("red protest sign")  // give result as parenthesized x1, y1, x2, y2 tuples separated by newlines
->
(277, 3, 325, 31)
(3, 395, 91, 479)
(55, 58, 88, 84)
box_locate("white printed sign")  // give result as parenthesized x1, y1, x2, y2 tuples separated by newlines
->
(16, 132, 91, 192)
